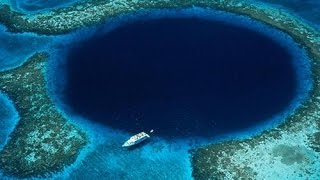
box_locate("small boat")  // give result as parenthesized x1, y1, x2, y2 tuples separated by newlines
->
(122, 130, 153, 147)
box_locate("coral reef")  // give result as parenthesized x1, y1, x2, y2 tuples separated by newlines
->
(0, 0, 319, 179)
(0, 53, 87, 178)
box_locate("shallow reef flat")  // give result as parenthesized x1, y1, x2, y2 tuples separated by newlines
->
(0, 53, 87, 178)
(0, 0, 319, 179)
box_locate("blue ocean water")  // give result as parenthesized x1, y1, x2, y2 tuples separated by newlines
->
(63, 17, 296, 138)
(44, 8, 312, 179)
(8, 0, 87, 13)
(0, 25, 52, 71)
(0, 2, 316, 180)
(258, 0, 320, 26)
(0, 93, 18, 150)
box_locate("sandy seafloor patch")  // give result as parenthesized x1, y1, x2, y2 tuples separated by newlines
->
(0, 0, 318, 179)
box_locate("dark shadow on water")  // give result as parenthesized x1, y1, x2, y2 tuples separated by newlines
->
(62, 17, 297, 139)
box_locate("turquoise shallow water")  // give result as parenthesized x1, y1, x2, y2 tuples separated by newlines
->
(0, 93, 18, 150)
(259, 0, 320, 26)
(6, 0, 87, 14)
(0, 1, 317, 179)
(0, 25, 52, 71)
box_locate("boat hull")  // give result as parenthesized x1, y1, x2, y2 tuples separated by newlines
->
(122, 132, 150, 147)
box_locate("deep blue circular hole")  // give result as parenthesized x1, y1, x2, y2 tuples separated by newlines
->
(63, 17, 297, 138)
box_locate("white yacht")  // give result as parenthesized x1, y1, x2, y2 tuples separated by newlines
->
(122, 130, 153, 147)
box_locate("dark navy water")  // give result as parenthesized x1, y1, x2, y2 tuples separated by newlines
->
(63, 17, 296, 138)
